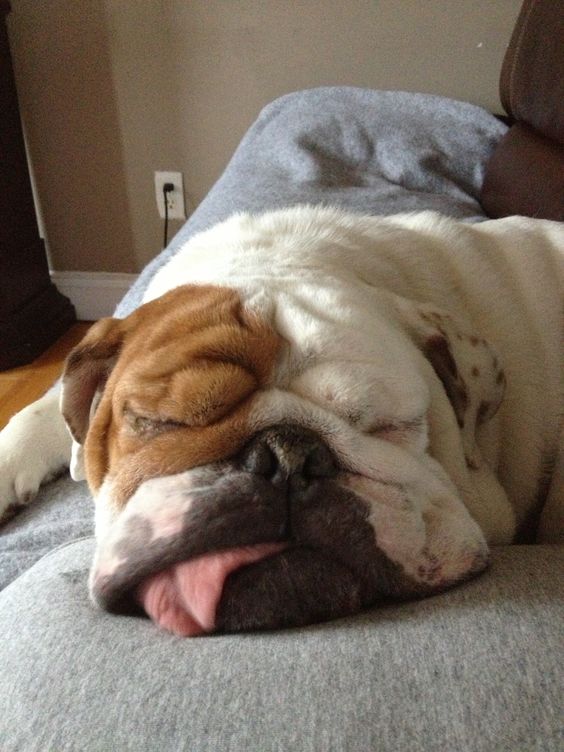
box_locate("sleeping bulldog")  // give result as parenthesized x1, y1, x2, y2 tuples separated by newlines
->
(1, 207, 563, 636)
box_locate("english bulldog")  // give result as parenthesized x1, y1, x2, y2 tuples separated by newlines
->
(1, 207, 563, 636)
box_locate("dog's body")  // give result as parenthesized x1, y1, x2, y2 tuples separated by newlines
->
(1, 207, 562, 635)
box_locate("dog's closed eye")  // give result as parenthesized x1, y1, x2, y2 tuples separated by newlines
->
(123, 407, 185, 436)
(364, 416, 427, 451)
(365, 416, 425, 435)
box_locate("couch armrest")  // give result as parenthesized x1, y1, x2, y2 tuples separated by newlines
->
(481, 0, 564, 220)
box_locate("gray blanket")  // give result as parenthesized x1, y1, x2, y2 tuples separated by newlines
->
(1, 88, 505, 589)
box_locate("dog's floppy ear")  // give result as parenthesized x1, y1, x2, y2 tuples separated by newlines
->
(391, 296, 506, 466)
(60, 318, 125, 480)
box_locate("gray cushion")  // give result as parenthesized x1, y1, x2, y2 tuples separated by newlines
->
(0, 539, 562, 751)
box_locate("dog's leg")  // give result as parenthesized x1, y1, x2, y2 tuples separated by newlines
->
(0, 387, 72, 522)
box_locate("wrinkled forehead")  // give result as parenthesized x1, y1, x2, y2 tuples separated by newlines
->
(244, 282, 429, 418)
(114, 285, 282, 391)
(127, 281, 429, 416)
(125, 285, 277, 364)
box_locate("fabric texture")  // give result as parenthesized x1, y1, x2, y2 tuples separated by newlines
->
(3, 88, 561, 752)
(0, 539, 562, 752)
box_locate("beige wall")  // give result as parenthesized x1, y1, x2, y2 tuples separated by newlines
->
(8, 0, 522, 273)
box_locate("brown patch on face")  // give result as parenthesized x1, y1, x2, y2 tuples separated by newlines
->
(471, 366, 480, 378)
(67, 285, 283, 504)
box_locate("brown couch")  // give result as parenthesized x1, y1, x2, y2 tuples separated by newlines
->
(481, 0, 564, 221)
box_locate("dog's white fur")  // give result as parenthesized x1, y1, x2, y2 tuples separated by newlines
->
(1, 207, 563, 546)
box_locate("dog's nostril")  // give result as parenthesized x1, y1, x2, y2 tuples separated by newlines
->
(242, 442, 277, 477)
(303, 445, 337, 478)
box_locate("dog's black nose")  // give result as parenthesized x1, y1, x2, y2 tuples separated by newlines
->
(241, 425, 337, 486)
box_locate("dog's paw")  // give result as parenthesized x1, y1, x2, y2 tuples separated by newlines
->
(0, 391, 72, 523)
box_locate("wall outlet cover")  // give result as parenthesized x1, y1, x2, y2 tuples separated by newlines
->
(154, 171, 186, 220)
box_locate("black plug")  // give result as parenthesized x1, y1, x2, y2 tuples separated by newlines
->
(162, 183, 175, 248)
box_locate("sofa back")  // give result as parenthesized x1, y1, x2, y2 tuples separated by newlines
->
(480, 0, 564, 220)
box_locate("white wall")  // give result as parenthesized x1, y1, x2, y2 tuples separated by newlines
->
(8, 0, 522, 273)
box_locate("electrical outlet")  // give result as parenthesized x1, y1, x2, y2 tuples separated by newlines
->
(154, 171, 186, 220)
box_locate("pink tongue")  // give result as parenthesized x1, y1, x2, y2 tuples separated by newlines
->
(136, 543, 286, 637)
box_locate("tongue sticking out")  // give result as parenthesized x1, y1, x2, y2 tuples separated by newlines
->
(136, 543, 287, 637)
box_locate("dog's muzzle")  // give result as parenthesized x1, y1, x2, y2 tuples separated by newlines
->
(89, 424, 487, 636)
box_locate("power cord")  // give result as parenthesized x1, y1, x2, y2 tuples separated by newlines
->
(162, 182, 174, 248)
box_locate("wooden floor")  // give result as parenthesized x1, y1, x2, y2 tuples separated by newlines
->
(0, 322, 92, 430)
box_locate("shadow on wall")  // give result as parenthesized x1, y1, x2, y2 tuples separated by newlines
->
(7, 0, 137, 273)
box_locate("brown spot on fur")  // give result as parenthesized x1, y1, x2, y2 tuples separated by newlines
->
(425, 335, 458, 379)
(470, 336, 480, 346)
(496, 370, 505, 385)
(477, 401, 491, 424)
(63, 285, 283, 504)
(471, 366, 480, 378)
(425, 335, 469, 425)
(420, 311, 443, 325)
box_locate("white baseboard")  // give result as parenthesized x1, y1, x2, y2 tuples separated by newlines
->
(50, 271, 138, 320)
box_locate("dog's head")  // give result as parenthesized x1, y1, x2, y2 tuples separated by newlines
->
(62, 280, 505, 636)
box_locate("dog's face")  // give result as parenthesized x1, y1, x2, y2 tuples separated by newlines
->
(62, 281, 503, 636)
